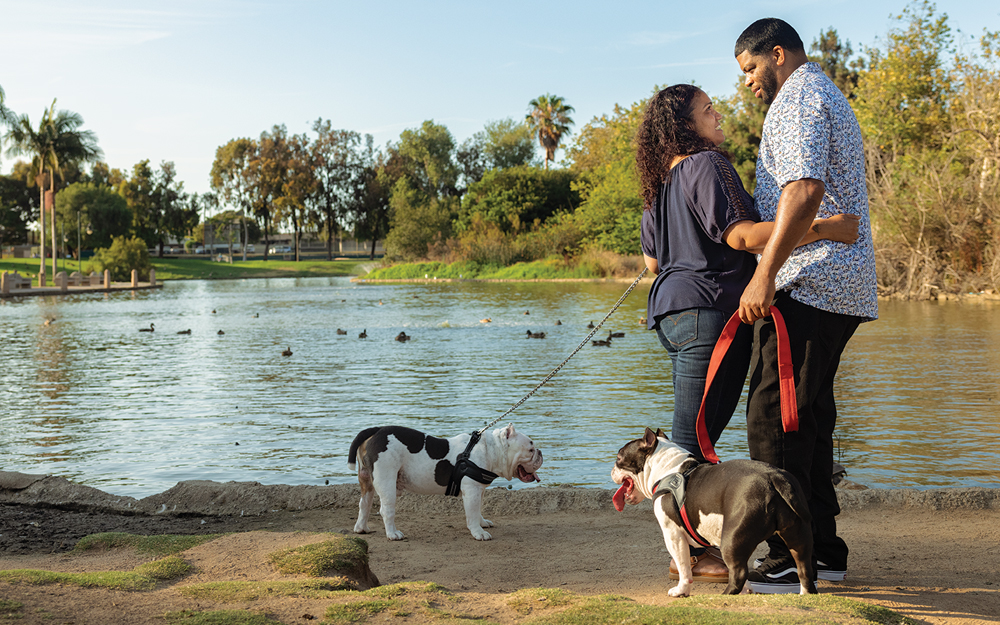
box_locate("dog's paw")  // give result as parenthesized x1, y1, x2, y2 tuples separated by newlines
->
(480, 517, 494, 528)
(471, 528, 493, 540)
(667, 585, 691, 598)
(353, 522, 371, 534)
(386, 530, 406, 541)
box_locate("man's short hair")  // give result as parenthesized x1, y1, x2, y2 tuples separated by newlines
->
(734, 18, 804, 57)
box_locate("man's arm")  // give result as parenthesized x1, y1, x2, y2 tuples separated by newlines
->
(738, 178, 825, 324)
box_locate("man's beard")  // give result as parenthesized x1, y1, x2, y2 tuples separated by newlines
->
(759, 65, 779, 105)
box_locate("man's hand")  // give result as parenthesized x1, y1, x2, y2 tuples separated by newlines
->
(739, 178, 825, 324)
(739, 270, 775, 324)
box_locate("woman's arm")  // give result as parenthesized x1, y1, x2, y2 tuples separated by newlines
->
(722, 213, 860, 254)
(644, 254, 659, 275)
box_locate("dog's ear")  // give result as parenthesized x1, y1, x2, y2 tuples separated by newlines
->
(640, 427, 658, 451)
(504, 423, 515, 439)
(655, 428, 666, 439)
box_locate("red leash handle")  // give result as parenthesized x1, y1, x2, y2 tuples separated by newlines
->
(695, 308, 798, 464)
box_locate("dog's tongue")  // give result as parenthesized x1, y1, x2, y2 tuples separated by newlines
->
(612, 477, 632, 512)
(517, 466, 540, 483)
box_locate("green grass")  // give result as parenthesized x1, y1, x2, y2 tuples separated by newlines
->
(321, 599, 401, 624)
(0, 599, 24, 620)
(148, 257, 367, 280)
(0, 555, 192, 591)
(0, 257, 367, 283)
(162, 609, 284, 625)
(509, 591, 919, 625)
(362, 257, 611, 281)
(318, 582, 475, 624)
(179, 579, 357, 601)
(267, 535, 370, 577)
(73, 532, 223, 556)
(507, 588, 576, 615)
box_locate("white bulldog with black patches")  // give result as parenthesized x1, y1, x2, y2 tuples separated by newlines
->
(348, 424, 542, 540)
(611, 428, 816, 596)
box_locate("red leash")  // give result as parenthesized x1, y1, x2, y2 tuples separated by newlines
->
(695, 308, 798, 464)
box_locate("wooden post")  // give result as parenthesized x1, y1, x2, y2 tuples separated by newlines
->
(131, 269, 138, 288)
(56, 271, 68, 292)
(149, 268, 156, 287)
(104, 269, 110, 289)
(1, 271, 8, 295)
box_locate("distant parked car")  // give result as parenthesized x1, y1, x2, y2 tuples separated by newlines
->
(195, 246, 205, 254)
(268, 245, 292, 254)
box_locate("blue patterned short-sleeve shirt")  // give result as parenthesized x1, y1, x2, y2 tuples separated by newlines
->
(755, 62, 878, 321)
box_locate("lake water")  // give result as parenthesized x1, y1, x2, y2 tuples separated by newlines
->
(2, 277, 998, 498)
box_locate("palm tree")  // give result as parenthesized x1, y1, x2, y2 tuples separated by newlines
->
(525, 94, 575, 170)
(4, 99, 103, 282)
(0, 86, 16, 165)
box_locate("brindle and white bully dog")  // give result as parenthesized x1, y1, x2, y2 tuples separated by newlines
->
(611, 428, 816, 596)
(348, 424, 542, 540)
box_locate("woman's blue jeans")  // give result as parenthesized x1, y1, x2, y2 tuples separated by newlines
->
(655, 308, 751, 460)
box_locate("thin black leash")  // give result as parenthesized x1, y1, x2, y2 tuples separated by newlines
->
(476, 267, 649, 436)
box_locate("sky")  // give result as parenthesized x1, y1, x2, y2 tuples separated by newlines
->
(2, 0, 999, 198)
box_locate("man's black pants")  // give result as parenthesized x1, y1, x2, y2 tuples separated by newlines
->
(747, 291, 862, 567)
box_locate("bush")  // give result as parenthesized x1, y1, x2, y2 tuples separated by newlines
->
(89, 236, 152, 282)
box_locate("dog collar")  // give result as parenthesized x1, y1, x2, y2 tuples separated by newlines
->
(653, 461, 712, 548)
(445, 431, 500, 497)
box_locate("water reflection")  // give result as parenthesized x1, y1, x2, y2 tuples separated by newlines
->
(1, 278, 998, 497)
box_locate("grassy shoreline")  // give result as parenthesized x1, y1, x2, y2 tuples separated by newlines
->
(5, 256, 999, 301)
(0, 257, 371, 283)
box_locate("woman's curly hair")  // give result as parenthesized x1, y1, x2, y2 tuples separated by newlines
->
(635, 84, 727, 210)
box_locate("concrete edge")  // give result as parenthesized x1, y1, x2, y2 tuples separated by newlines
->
(1, 472, 997, 518)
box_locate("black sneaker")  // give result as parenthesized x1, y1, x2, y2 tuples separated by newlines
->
(752, 557, 846, 582)
(815, 560, 846, 581)
(747, 557, 804, 594)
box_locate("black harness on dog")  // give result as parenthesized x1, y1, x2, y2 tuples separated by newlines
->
(652, 461, 712, 548)
(445, 431, 500, 496)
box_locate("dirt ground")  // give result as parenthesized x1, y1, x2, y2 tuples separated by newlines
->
(1, 476, 999, 625)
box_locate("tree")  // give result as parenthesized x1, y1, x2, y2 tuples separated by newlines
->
(279, 132, 316, 261)
(715, 79, 768, 192)
(0, 170, 37, 247)
(0, 85, 16, 163)
(87, 162, 126, 188)
(210, 138, 256, 260)
(564, 99, 644, 254)
(54, 182, 131, 254)
(4, 99, 103, 282)
(383, 121, 460, 260)
(810, 28, 865, 98)
(351, 143, 392, 260)
(89, 235, 151, 281)
(161, 178, 199, 254)
(250, 125, 293, 261)
(853, 0, 953, 157)
(153, 162, 188, 257)
(458, 166, 578, 235)
(310, 120, 365, 260)
(455, 118, 539, 193)
(119, 160, 156, 246)
(482, 118, 538, 170)
(525, 94, 575, 170)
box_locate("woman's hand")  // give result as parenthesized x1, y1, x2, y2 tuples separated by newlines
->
(813, 214, 860, 244)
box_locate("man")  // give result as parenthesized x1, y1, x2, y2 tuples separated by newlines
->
(733, 18, 878, 593)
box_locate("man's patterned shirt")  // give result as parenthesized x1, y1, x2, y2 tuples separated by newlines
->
(755, 62, 878, 320)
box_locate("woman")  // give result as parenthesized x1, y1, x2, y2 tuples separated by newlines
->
(635, 84, 857, 581)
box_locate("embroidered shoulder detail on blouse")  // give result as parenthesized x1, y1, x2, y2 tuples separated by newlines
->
(704, 151, 754, 222)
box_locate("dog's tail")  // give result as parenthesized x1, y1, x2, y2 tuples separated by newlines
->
(348, 427, 382, 471)
(771, 469, 813, 525)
